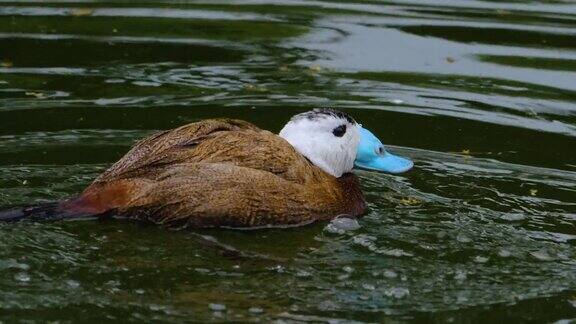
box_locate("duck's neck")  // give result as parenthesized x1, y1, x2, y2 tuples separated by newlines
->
(337, 173, 367, 217)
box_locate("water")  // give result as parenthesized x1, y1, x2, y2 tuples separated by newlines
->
(0, 0, 575, 322)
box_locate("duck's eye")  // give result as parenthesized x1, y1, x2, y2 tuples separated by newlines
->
(332, 124, 346, 137)
(375, 145, 386, 156)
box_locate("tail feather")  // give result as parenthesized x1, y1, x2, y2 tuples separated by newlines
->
(0, 202, 97, 223)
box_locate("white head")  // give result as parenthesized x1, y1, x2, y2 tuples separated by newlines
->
(279, 108, 361, 178)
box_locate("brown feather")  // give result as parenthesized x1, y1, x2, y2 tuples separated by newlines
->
(67, 119, 366, 228)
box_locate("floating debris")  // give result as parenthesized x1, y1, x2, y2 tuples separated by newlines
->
(25, 92, 46, 99)
(0, 59, 13, 68)
(399, 197, 421, 206)
(70, 8, 95, 17)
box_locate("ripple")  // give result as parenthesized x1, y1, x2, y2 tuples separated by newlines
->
(0, 0, 575, 322)
(0, 6, 278, 22)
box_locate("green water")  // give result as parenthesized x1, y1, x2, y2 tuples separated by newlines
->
(0, 0, 575, 322)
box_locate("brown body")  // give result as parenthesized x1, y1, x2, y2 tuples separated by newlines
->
(62, 119, 366, 228)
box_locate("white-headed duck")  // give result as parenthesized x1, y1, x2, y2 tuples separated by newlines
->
(0, 108, 413, 228)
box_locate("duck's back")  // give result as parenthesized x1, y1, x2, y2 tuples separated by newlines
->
(66, 119, 365, 228)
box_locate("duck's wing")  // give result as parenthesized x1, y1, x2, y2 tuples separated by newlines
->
(73, 161, 363, 228)
(112, 162, 343, 228)
(93, 118, 321, 185)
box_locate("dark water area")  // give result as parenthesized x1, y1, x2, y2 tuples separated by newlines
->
(0, 0, 575, 322)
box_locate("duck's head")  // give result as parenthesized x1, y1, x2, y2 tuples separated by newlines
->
(279, 108, 413, 177)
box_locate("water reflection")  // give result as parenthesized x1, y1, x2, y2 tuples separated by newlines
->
(0, 0, 575, 322)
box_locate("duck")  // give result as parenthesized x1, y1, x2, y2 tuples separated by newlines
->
(0, 108, 413, 228)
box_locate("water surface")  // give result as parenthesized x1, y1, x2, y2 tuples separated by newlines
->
(0, 0, 575, 322)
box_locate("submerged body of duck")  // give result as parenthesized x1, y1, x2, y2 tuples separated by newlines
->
(0, 109, 412, 228)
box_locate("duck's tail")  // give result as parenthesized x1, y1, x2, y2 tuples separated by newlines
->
(0, 201, 99, 223)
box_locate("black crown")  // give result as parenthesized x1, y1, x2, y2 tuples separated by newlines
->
(292, 108, 356, 124)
